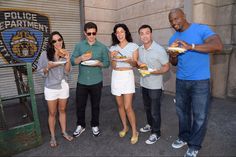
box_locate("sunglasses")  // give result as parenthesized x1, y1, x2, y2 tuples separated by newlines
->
(86, 32, 96, 36)
(52, 38, 63, 44)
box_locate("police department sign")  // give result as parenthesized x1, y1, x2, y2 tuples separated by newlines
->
(0, 10, 50, 74)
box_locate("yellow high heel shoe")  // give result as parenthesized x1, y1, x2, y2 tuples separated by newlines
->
(131, 132, 139, 144)
(119, 128, 129, 138)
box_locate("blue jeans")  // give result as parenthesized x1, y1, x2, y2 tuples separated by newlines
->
(142, 87, 162, 136)
(176, 79, 210, 150)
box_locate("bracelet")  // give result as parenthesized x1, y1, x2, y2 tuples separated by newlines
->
(191, 43, 195, 50)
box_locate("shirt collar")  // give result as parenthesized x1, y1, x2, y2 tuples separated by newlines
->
(85, 39, 98, 46)
(141, 41, 155, 51)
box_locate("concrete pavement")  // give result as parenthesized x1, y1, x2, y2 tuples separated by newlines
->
(14, 87, 236, 157)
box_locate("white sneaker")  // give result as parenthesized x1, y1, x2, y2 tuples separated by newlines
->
(140, 124, 151, 133)
(73, 125, 85, 137)
(92, 126, 100, 137)
(172, 138, 187, 148)
(184, 148, 199, 157)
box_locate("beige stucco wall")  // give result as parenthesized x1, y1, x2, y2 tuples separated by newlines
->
(84, 0, 116, 46)
(193, 0, 235, 98)
(83, 0, 236, 98)
(225, 1, 236, 98)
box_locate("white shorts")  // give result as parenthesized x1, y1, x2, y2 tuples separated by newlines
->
(111, 70, 135, 96)
(44, 80, 69, 101)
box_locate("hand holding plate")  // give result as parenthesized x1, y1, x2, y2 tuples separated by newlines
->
(111, 51, 119, 58)
(168, 50, 179, 58)
(48, 61, 60, 69)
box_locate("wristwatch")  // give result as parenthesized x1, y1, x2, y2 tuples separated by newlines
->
(191, 44, 195, 50)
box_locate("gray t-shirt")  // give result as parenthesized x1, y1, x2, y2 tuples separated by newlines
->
(138, 41, 168, 89)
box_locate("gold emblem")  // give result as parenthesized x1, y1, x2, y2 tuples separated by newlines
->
(11, 30, 38, 58)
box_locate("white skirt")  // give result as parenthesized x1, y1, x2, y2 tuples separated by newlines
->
(44, 79, 69, 101)
(111, 70, 135, 96)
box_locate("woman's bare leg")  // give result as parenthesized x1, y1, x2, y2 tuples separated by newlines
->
(123, 93, 137, 137)
(58, 98, 68, 133)
(116, 95, 128, 131)
(47, 100, 58, 137)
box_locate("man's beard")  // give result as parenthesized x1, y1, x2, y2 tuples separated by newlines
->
(175, 25, 184, 32)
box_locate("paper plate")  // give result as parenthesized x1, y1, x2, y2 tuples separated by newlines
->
(167, 47, 186, 53)
(147, 68, 155, 72)
(81, 60, 98, 66)
(138, 68, 155, 73)
(138, 68, 155, 77)
(52, 60, 67, 65)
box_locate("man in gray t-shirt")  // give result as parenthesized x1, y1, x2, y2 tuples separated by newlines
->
(138, 25, 169, 144)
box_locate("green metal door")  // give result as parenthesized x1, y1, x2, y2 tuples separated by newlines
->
(0, 63, 42, 156)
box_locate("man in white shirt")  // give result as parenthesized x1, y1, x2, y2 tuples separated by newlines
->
(138, 24, 169, 144)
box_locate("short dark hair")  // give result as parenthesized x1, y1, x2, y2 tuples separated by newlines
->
(84, 22, 97, 32)
(111, 23, 133, 46)
(138, 25, 152, 34)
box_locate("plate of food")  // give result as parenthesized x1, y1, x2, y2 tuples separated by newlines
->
(84, 50, 93, 57)
(138, 69, 151, 77)
(52, 60, 67, 65)
(81, 60, 99, 66)
(112, 56, 129, 61)
(138, 68, 155, 73)
(138, 63, 155, 76)
(167, 47, 186, 53)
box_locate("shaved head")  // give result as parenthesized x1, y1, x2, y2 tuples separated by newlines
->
(169, 8, 185, 19)
(168, 8, 189, 32)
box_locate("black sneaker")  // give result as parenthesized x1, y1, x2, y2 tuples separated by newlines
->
(145, 134, 160, 144)
(92, 126, 100, 137)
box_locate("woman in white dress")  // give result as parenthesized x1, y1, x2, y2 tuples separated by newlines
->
(110, 23, 139, 144)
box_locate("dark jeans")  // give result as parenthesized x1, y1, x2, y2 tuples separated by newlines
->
(176, 79, 210, 150)
(142, 87, 162, 136)
(76, 82, 103, 128)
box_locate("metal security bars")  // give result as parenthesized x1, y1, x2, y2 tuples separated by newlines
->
(0, 63, 42, 156)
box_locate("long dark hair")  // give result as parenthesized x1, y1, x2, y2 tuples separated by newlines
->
(46, 31, 65, 61)
(111, 23, 133, 46)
